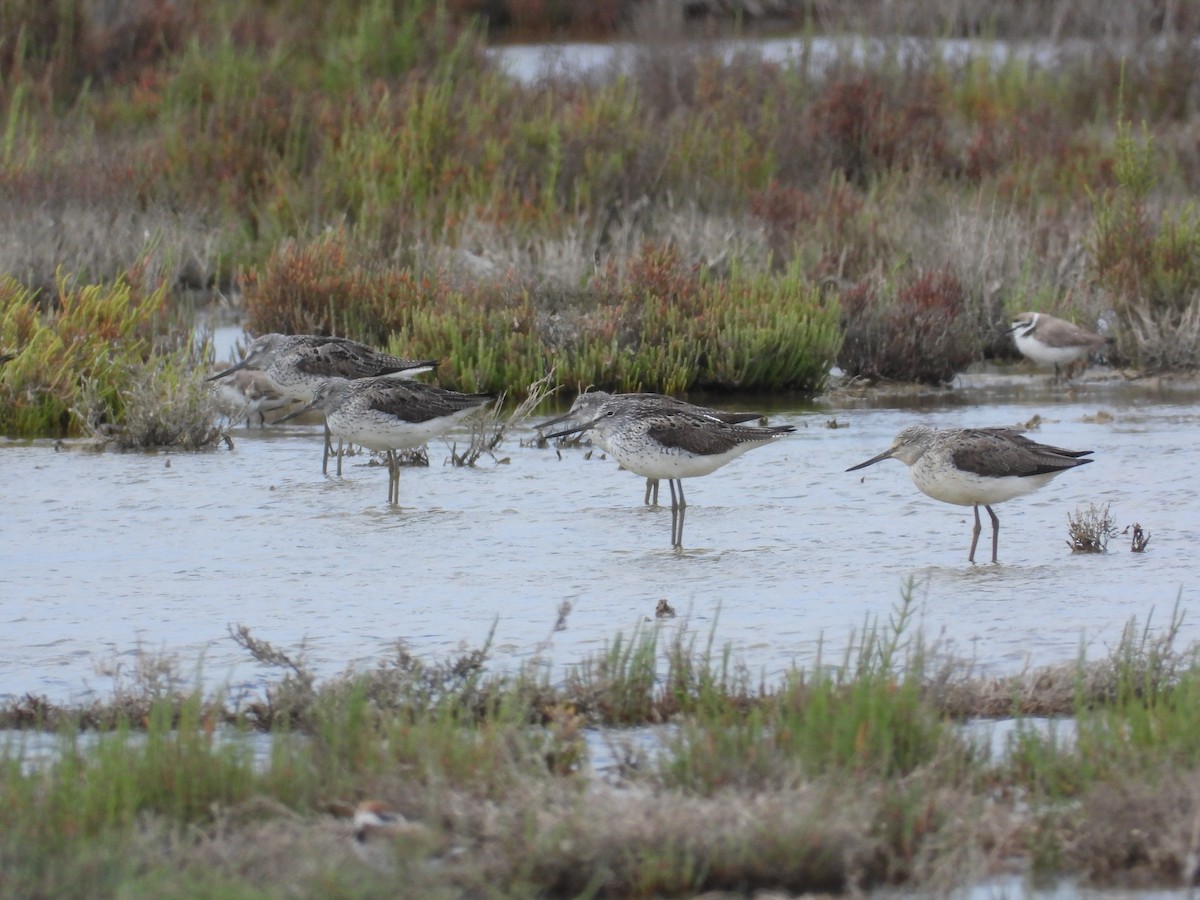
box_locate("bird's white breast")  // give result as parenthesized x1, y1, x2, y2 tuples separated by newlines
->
(1014, 332, 1089, 366)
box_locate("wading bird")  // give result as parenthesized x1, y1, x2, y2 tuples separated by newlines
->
(207, 333, 437, 471)
(278, 376, 493, 504)
(545, 396, 794, 549)
(847, 424, 1094, 563)
(537, 390, 764, 506)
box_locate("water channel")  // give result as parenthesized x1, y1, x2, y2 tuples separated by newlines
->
(4, 357, 1195, 705)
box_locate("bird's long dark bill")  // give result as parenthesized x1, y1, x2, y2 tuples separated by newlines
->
(534, 408, 583, 432)
(542, 421, 593, 441)
(205, 357, 254, 381)
(275, 401, 319, 424)
(845, 450, 892, 472)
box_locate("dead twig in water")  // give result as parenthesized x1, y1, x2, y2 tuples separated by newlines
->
(449, 370, 558, 466)
(1125, 522, 1151, 553)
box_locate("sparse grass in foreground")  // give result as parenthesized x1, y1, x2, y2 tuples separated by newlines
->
(5, 594, 1200, 895)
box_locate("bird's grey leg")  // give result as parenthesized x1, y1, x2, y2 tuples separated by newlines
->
(968, 504, 983, 563)
(336, 439, 344, 477)
(668, 479, 682, 548)
(986, 505, 1000, 563)
(672, 479, 687, 549)
(322, 423, 333, 475)
(387, 450, 399, 504)
(644, 478, 660, 507)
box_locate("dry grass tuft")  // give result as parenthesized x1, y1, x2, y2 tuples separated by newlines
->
(1067, 502, 1118, 554)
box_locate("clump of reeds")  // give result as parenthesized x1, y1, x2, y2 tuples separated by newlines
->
(1067, 502, 1117, 553)
(1089, 118, 1200, 371)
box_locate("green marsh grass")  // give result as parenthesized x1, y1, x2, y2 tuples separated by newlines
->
(242, 235, 842, 396)
(0, 265, 230, 446)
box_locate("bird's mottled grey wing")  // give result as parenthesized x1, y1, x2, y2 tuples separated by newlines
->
(365, 381, 492, 423)
(290, 339, 434, 379)
(704, 409, 763, 424)
(646, 413, 791, 456)
(954, 429, 1092, 478)
(979, 428, 1094, 459)
(615, 393, 762, 425)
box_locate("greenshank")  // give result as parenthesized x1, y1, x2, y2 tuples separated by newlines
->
(546, 396, 794, 549)
(537, 390, 764, 506)
(847, 424, 1094, 563)
(278, 376, 493, 504)
(207, 333, 437, 471)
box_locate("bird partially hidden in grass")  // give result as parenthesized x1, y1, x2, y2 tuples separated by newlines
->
(353, 800, 428, 844)
(349, 800, 436, 872)
(847, 424, 1094, 564)
(210, 366, 299, 427)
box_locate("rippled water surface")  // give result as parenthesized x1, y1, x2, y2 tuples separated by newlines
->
(5, 370, 1198, 702)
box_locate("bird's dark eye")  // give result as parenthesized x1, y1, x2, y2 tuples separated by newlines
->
(605, 410, 615, 417)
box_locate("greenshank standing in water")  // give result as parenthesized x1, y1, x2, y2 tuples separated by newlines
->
(537, 390, 764, 506)
(207, 333, 437, 472)
(847, 424, 1094, 563)
(278, 376, 493, 504)
(1009, 311, 1110, 382)
(545, 396, 795, 549)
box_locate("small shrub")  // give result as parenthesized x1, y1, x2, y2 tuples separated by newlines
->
(805, 73, 955, 188)
(0, 267, 163, 438)
(78, 353, 231, 451)
(1067, 502, 1117, 553)
(837, 268, 980, 384)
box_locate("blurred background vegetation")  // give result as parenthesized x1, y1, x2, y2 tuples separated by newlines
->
(3, 0, 1200, 439)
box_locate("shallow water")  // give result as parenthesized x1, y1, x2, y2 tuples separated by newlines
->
(4, 369, 1198, 703)
(486, 34, 1099, 85)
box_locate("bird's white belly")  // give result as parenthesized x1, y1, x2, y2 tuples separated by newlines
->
(604, 433, 760, 479)
(265, 367, 320, 403)
(911, 463, 1046, 506)
(1015, 334, 1088, 366)
(327, 405, 475, 451)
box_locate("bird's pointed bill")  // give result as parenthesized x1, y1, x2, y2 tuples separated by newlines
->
(206, 356, 257, 382)
(846, 449, 894, 472)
